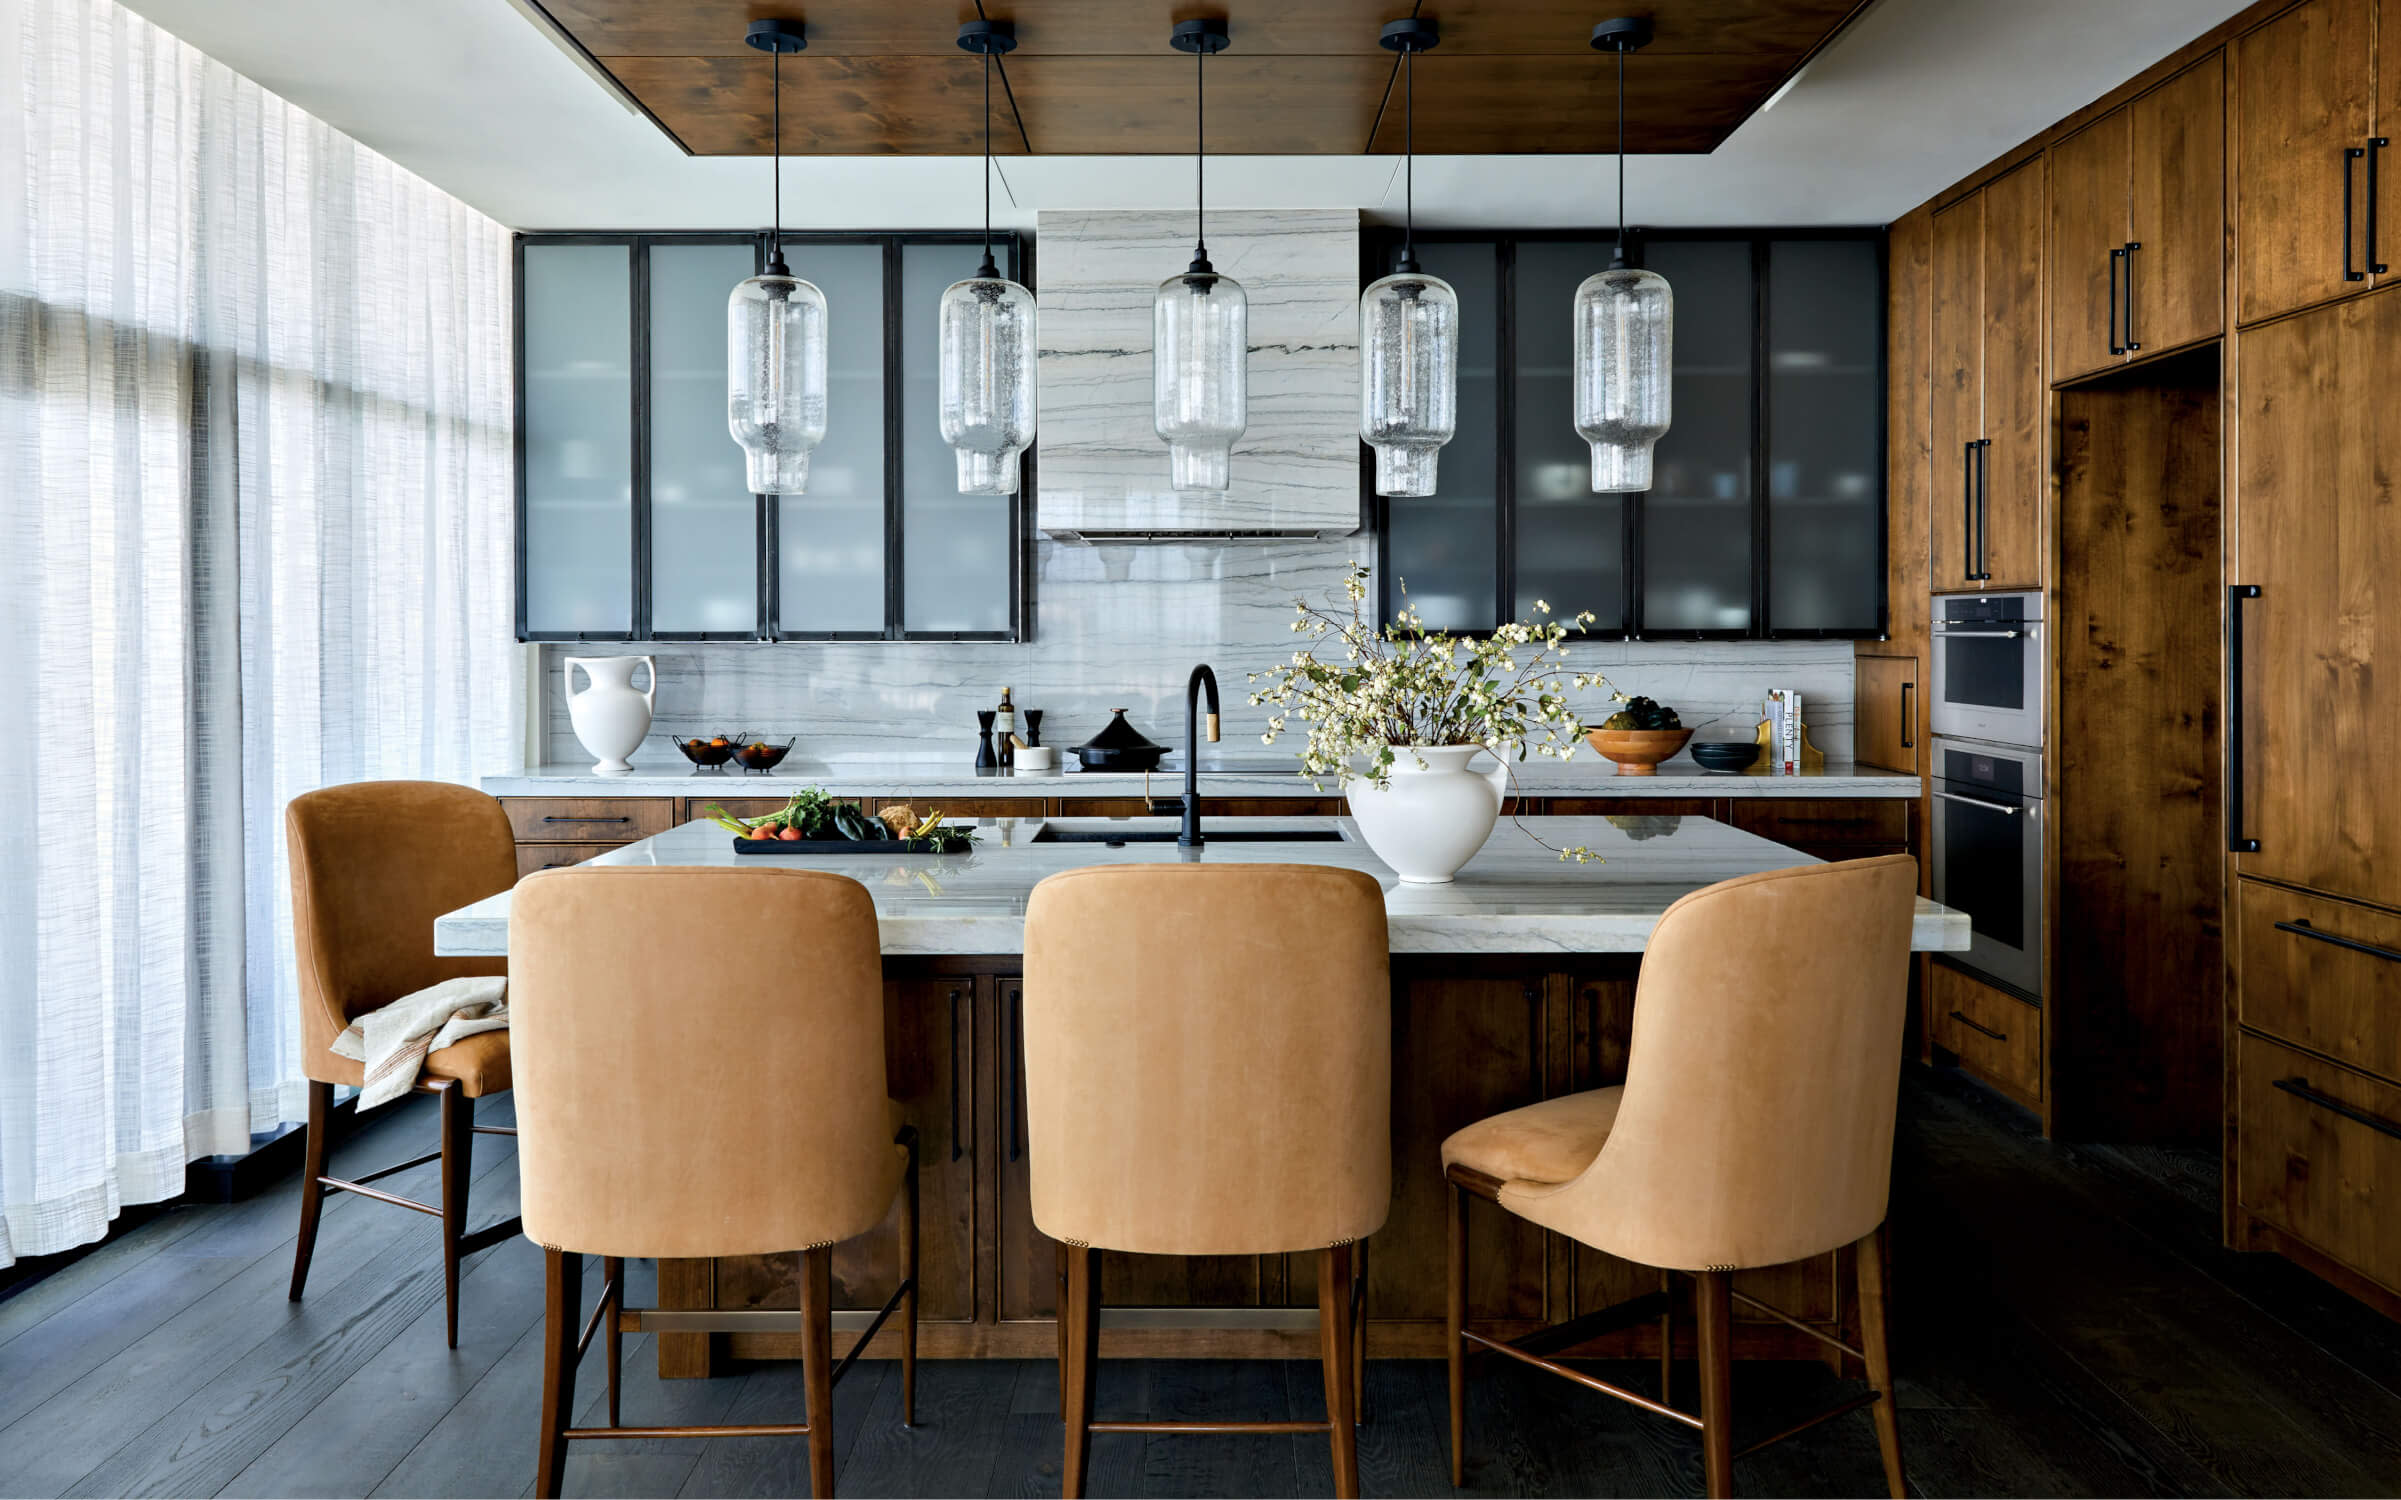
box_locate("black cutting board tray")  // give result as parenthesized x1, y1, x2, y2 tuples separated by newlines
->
(732, 837, 969, 855)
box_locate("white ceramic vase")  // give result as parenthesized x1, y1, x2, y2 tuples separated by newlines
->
(1344, 745, 1510, 885)
(563, 655, 655, 774)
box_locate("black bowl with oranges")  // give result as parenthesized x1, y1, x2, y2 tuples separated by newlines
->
(672, 734, 745, 770)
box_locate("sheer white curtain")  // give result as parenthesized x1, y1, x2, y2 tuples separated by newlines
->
(0, 0, 516, 1265)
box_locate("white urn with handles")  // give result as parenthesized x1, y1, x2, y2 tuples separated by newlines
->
(1343, 744, 1511, 884)
(563, 655, 655, 774)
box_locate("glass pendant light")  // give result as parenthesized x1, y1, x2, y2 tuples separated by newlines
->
(728, 18, 828, 495)
(939, 20, 1037, 495)
(1574, 17, 1673, 494)
(1360, 18, 1457, 498)
(1154, 17, 1245, 495)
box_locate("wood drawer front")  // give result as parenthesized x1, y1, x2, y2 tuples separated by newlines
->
(516, 842, 624, 878)
(502, 797, 673, 844)
(868, 797, 1045, 820)
(2240, 882, 2401, 1082)
(1929, 962, 2043, 1104)
(2237, 1032, 2401, 1296)
(1545, 798, 1719, 818)
(1730, 799, 1911, 848)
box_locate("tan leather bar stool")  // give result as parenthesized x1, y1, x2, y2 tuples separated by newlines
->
(1023, 864, 1391, 1500)
(1442, 855, 1919, 1500)
(285, 781, 524, 1348)
(509, 865, 918, 1499)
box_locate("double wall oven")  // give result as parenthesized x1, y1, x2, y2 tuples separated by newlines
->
(1928, 591, 2045, 999)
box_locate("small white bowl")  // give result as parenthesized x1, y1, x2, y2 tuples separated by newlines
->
(1013, 745, 1059, 771)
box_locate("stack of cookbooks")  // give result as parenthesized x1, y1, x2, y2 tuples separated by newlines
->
(1764, 689, 1803, 775)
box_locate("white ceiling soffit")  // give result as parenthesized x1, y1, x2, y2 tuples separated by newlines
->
(119, 0, 2255, 232)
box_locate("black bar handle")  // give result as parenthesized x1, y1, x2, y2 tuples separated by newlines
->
(2275, 1076, 2401, 1143)
(541, 815, 632, 824)
(2122, 242, 2142, 352)
(2346, 147, 2367, 281)
(2228, 584, 2260, 853)
(1007, 987, 1025, 1163)
(1960, 442, 1977, 581)
(2275, 918, 2401, 967)
(1972, 439, 1993, 582)
(2372, 138, 2391, 275)
(1949, 1009, 2009, 1042)
(2108, 246, 2126, 357)
(1900, 681, 1914, 751)
(948, 985, 964, 1162)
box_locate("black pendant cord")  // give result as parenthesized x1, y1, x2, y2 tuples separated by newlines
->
(1399, 47, 1417, 273)
(768, 46, 786, 274)
(1191, 43, 1210, 273)
(978, 50, 998, 279)
(1611, 45, 1627, 269)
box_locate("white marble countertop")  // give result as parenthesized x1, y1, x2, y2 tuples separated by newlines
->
(435, 814, 1967, 958)
(482, 752, 1922, 801)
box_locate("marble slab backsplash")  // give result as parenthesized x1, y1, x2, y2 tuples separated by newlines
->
(538, 535, 1857, 769)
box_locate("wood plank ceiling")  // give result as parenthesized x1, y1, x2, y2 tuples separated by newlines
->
(525, 1, 1872, 156)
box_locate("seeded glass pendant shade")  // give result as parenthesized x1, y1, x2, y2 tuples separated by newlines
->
(1573, 17, 1672, 494)
(728, 19, 827, 495)
(940, 22, 1037, 495)
(1155, 18, 1245, 494)
(1360, 19, 1456, 498)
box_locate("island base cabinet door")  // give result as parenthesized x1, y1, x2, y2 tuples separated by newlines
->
(2235, 298, 2401, 910)
(2234, 0, 2375, 326)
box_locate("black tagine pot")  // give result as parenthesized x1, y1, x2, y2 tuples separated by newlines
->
(1072, 708, 1168, 772)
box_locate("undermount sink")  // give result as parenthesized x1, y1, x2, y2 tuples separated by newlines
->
(1030, 824, 1345, 845)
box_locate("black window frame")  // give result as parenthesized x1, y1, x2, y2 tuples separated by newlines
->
(1363, 226, 1886, 642)
(513, 228, 1033, 645)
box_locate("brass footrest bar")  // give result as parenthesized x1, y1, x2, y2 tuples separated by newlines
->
(1462, 1328, 1703, 1431)
(563, 1423, 811, 1441)
(320, 1176, 443, 1217)
(1091, 1420, 1335, 1435)
(473, 1124, 516, 1136)
(1732, 1391, 1881, 1459)
(617, 1279, 913, 1392)
(1728, 1289, 1863, 1362)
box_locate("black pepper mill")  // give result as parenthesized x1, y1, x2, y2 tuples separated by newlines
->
(975, 710, 997, 771)
(1024, 709, 1044, 747)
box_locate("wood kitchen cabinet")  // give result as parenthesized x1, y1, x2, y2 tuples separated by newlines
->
(1854, 655, 1919, 774)
(2232, 294, 2401, 911)
(2233, 0, 2389, 325)
(2052, 54, 2225, 381)
(1930, 158, 2046, 593)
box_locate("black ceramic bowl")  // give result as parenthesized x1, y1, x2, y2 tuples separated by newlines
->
(733, 737, 794, 773)
(1689, 740, 1762, 773)
(672, 735, 743, 769)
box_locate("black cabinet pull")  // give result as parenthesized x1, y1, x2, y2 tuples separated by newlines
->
(2108, 246, 2126, 356)
(1971, 439, 1993, 582)
(1960, 441, 1978, 581)
(1900, 682, 1914, 750)
(2345, 146, 2368, 281)
(2121, 241, 2142, 352)
(2372, 138, 2392, 274)
(540, 815, 631, 825)
(1007, 988, 1025, 1163)
(2275, 918, 2401, 966)
(2274, 1076, 2401, 1144)
(2228, 584, 2260, 853)
(948, 986, 964, 1162)
(1948, 1008, 2008, 1042)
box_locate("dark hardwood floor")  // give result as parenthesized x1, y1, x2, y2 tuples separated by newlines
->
(3, 1069, 2399, 1498)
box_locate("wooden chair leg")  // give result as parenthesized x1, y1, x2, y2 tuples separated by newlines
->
(601, 1256, 623, 1428)
(1351, 1235, 1369, 1427)
(800, 1245, 837, 1498)
(1061, 1244, 1098, 1500)
(1054, 1241, 1069, 1380)
(899, 1136, 921, 1429)
(1696, 1269, 1736, 1500)
(288, 1080, 332, 1303)
(1856, 1223, 1908, 1499)
(1318, 1244, 1361, 1499)
(535, 1248, 581, 1499)
(1446, 1181, 1468, 1487)
(1659, 1268, 1674, 1407)
(439, 1082, 472, 1349)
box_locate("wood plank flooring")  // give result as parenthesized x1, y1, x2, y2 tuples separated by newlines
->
(3, 1071, 2399, 1497)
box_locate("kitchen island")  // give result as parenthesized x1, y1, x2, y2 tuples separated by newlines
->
(437, 815, 1966, 1376)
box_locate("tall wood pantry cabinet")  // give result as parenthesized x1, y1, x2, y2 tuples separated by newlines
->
(1930, 158, 2046, 593)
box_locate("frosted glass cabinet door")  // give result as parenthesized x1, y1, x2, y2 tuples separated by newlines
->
(1639, 239, 1755, 634)
(523, 243, 633, 635)
(777, 244, 886, 635)
(1513, 241, 1626, 630)
(650, 242, 762, 634)
(901, 243, 1012, 634)
(1384, 240, 1499, 632)
(1766, 238, 1883, 633)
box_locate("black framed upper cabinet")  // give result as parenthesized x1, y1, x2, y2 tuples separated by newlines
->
(515, 231, 1027, 644)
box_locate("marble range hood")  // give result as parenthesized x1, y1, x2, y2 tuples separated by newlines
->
(1034, 209, 1364, 542)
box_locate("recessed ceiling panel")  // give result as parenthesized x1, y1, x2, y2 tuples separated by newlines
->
(525, 0, 1871, 156)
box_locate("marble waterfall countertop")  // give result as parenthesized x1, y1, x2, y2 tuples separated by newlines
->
(482, 752, 1922, 801)
(435, 815, 1968, 958)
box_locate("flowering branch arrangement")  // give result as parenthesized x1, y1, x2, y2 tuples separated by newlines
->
(1247, 566, 1624, 860)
